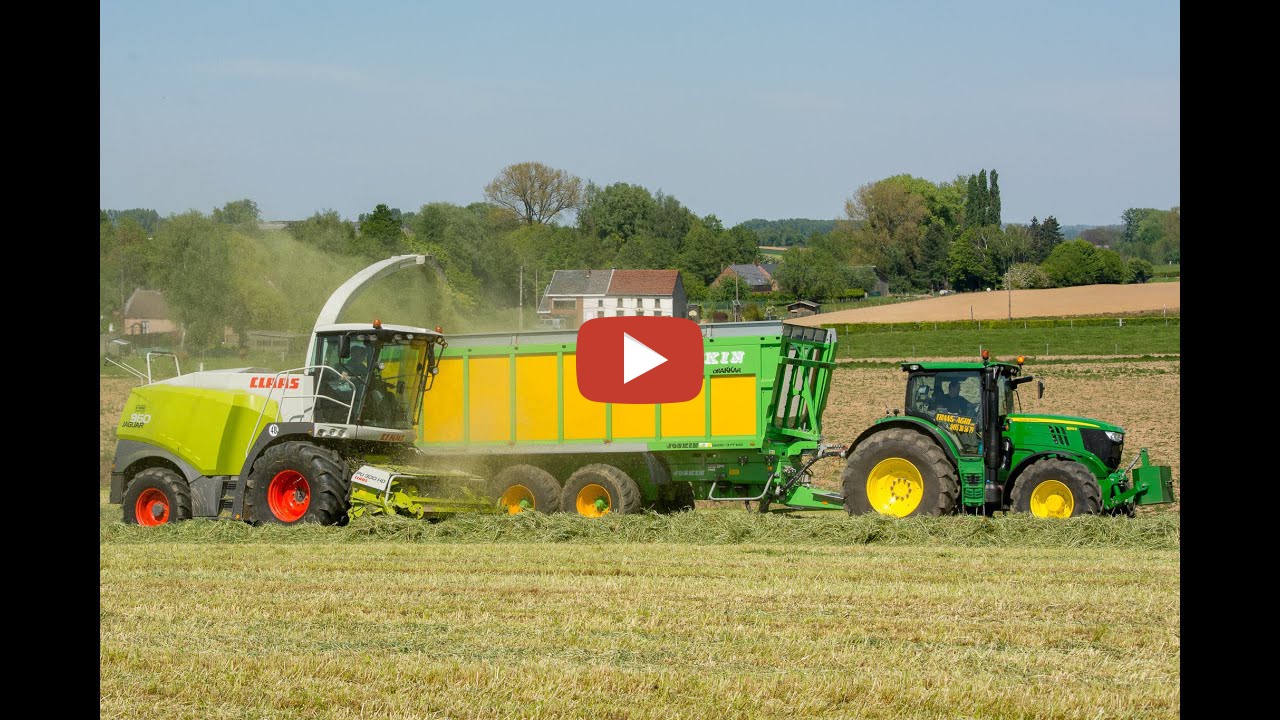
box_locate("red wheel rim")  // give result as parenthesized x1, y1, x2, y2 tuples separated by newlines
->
(135, 488, 170, 526)
(267, 470, 310, 522)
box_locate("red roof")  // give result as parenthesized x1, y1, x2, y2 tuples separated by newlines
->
(606, 270, 680, 296)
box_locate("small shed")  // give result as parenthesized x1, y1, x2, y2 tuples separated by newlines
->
(787, 299, 821, 318)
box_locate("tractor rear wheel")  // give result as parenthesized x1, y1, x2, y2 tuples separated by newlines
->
(842, 428, 958, 517)
(122, 467, 192, 526)
(1009, 458, 1101, 518)
(492, 464, 562, 514)
(244, 441, 350, 525)
(561, 464, 641, 518)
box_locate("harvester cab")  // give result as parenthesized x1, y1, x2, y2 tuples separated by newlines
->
(840, 351, 1176, 519)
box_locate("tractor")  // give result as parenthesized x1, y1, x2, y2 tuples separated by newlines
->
(110, 255, 494, 526)
(840, 351, 1175, 518)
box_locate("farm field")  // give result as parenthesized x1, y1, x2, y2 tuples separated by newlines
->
(834, 323, 1180, 359)
(791, 282, 1181, 325)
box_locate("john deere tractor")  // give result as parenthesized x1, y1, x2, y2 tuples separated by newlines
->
(109, 255, 493, 527)
(841, 351, 1175, 518)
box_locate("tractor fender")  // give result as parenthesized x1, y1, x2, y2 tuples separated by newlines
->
(1003, 450, 1110, 498)
(112, 439, 202, 503)
(236, 422, 323, 477)
(844, 418, 959, 467)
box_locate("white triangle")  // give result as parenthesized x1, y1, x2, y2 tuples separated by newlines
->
(622, 332, 668, 384)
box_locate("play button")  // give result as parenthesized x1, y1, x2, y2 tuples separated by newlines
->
(623, 332, 667, 383)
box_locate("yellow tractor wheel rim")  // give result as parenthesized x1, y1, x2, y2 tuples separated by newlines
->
(1029, 479, 1075, 518)
(575, 483, 612, 518)
(499, 484, 536, 514)
(866, 458, 924, 517)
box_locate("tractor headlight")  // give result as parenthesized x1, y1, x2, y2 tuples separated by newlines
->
(1105, 431, 1124, 443)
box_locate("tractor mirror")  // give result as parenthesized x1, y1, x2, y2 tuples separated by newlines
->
(1037, 380, 1044, 399)
(338, 334, 352, 360)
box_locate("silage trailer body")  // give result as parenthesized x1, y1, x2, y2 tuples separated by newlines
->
(415, 321, 843, 514)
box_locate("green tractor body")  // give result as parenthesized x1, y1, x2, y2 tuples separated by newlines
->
(841, 357, 1176, 518)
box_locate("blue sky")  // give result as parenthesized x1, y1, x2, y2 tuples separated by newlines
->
(100, 1, 1179, 227)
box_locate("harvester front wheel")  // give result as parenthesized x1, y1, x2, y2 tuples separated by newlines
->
(1009, 458, 1101, 518)
(244, 441, 349, 525)
(492, 464, 562, 514)
(561, 464, 641, 518)
(122, 467, 192, 526)
(842, 428, 958, 518)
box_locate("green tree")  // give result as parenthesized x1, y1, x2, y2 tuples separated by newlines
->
(772, 247, 849, 300)
(988, 169, 1001, 226)
(838, 178, 930, 288)
(288, 210, 358, 254)
(1090, 247, 1128, 284)
(151, 211, 236, 349)
(212, 198, 261, 227)
(1007, 262, 1050, 289)
(1029, 215, 1064, 262)
(358, 203, 406, 256)
(106, 208, 161, 234)
(1041, 239, 1098, 287)
(484, 161, 584, 225)
(1126, 257, 1154, 283)
(948, 233, 993, 291)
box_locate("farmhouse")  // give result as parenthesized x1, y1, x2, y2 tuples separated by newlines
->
(713, 263, 779, 293)
(123, 289, 177, 336)
(537, 269, 687, 328)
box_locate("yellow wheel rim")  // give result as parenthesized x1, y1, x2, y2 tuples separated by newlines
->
(866, 458, 924, 517)
(1029, 479, 1075, 518)
(575, 483, 611, 518)
(499, 484, 535, 514)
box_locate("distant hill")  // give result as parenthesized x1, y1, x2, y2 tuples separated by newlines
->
(1060, 224, 1097, 240)
(740, 218, 836, 246)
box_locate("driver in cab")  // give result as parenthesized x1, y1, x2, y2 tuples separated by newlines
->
(935, 380, 974, 415)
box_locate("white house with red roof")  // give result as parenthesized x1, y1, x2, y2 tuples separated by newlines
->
(537, 269, 687, 328)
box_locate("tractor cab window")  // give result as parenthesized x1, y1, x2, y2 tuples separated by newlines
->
(999, 375, 1017, 416)
(906, 371, 982, 454)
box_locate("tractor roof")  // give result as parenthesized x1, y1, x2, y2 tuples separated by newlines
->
(901, 361, 1021, 372)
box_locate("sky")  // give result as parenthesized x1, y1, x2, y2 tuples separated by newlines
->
(100, 1, 1179, 227)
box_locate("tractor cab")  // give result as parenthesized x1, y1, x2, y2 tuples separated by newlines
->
(902, 352, 1039, 460)
(309, 322, 445, 430)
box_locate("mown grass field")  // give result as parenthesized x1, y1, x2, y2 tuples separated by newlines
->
(101, 505, 1179, 719)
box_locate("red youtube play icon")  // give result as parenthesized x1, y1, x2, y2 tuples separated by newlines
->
(576, 317, 703, 404)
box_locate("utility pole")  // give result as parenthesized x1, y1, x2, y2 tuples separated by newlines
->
(1007, 267, 1012, 321)
(518, 265, 524, 332)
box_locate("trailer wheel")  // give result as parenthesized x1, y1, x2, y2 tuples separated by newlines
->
(1009, 458, 1101, 518)
(842, 428, 958, 517)
(122, 467, 192, 526)
(492, 464, 562, 514)
(244, 441, 350, 525)
(667, 481, 696, 513)
(561, 464, 642, 518)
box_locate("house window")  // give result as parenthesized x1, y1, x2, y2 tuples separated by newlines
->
(597, 299, 603, 307)
(654, 310, 662, 317)
(553, 299, 575, 310)
(596, 311, 604, 319)
(636, 310, 645, 317)
(615, 310, 624, 317)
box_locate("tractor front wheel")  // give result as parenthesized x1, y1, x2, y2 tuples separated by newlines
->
(492, 464, 562, 514)
(842, 428, 958, 517)
(245, 441, 349, 525)
(122, 467, 193, 526)
(1009, 458, 1101, 518)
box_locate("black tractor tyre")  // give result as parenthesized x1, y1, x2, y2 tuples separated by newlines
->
(244, 441, 350, 525)
(492, 464, 562, 514)
(1009, 458, 1102, 518)
(122, 467, 193, 526)
(561, 464, 642, 517)
(664, 481, 696, 513)
(842, 428, 959, 517)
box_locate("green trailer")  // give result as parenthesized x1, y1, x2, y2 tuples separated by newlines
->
(414, 321, 844, 516)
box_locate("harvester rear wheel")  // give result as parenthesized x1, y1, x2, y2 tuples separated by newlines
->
(842, 428, 958, 517)
(1009, 458, 1101, 518)
(244, 441, 350, 525)
(561, 464, 641, 518)
(122, 467, 192, 526)
(492, 464, 562, 514)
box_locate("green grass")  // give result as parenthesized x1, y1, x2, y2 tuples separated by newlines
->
(101, 520, 1179, 718)
(836, 324, 1180, 359)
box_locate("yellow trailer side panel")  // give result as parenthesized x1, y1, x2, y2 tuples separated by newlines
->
(469, 356, 510, 442)
(613, 403, 656, 438)
(515, 354, 558, 441)
(562, 354, 606, 440)
(421, 357, 464, 443)
(711, 375, 757, 436)
(660, 380, 707, 438)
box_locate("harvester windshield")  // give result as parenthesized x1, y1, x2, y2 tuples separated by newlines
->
(312, 331, 433, 429)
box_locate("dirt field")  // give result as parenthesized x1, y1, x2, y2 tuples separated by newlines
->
(791, 282, 1181, 325)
